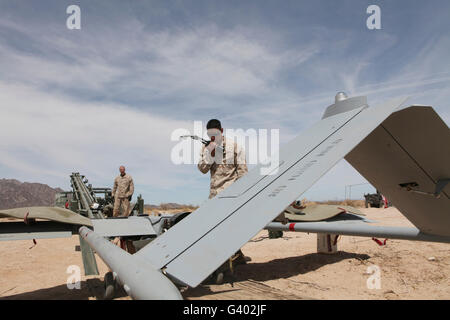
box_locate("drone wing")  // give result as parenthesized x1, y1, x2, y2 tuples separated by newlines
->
(136, 96, 407, 287)
(345, 105, 450, 236)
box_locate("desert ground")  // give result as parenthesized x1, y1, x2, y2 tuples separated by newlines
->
(0, 207, 449, 300)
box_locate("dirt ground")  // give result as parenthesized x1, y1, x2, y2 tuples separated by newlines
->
(0, 207, 449, 300)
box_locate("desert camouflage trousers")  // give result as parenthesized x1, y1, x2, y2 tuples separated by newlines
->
(113, 197, 130, 217)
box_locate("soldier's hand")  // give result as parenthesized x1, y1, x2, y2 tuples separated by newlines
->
(207, 141, 217, 157)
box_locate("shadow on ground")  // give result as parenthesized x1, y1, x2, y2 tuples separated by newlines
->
(234, 251, 370, 282)
(1, 251, 370, 300)
(182, 251, 370, 299)
(0, 278, 128, 300)
(181, 285, 241, 299)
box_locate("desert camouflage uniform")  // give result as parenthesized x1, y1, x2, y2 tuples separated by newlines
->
(198, 137, 248, 199)
(112, 174, 134, 217)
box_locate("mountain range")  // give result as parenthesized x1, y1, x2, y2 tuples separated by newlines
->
(0, 179, 63, 210)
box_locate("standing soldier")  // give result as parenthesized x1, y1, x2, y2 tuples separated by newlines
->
(198, 119, 250, 274)
(198, 119, 248, 199)
(112, 166, 134, 217)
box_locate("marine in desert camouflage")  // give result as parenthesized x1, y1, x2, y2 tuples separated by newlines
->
(198, 119, 248, 199)
(197, 119, 250, 278)
(112, 166, 134, 217)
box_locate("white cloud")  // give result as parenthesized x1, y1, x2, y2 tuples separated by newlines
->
(0, 8, 448, 204)
(0, 19, 319, 102)
(0, 81, 200, 191)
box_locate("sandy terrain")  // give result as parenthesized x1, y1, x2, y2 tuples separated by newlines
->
(0, 207, 449, 300)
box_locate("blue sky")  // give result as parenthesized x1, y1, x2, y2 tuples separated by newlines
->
(0, 0, 449, 205)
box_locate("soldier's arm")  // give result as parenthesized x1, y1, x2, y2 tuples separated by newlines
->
(127, 177, 135, 197)
(235, 143, 248, 178)
(112, 178, 117, 196)
(198, 145, 213, 174)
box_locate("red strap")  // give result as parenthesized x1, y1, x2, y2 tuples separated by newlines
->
(289, 223, 296, 231)
(372, 237, 388, 246)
